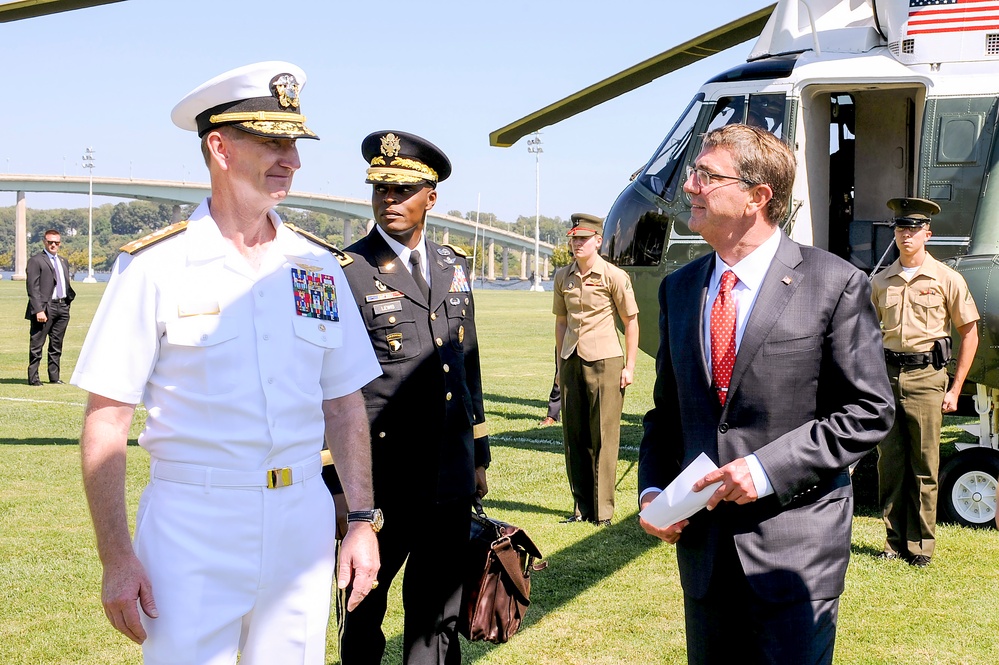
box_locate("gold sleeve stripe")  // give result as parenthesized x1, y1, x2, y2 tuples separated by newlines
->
(473, 423, 489, 439)
(320, 449, 334, 467)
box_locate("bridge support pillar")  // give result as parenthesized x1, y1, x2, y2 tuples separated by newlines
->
(487, 239, 495, 280)
(13, 191, 27, 281)
(171, 204, 183, 224)
(544, 256, 550, 280)
(442, 228, 449, 245)
(343, 218, 352, 247)
(502, 246, 509, 280)
(520, 249, 528, 280)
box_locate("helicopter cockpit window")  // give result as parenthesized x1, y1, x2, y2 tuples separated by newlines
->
(747, 94, 786, 138)
(706, 96, 746, 133)
(638, 95, 703, 203)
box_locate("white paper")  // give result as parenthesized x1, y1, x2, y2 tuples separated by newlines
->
(639, 452, 723, 528)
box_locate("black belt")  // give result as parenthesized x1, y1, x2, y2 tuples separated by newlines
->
(884, 349, 931, 367)
(50, 298, 68, 304)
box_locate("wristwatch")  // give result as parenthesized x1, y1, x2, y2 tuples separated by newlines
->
(347, 509, 385, 533)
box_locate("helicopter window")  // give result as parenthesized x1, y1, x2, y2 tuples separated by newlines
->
(639, 95, 703, 202)
(747, 94, 786, 138)
(706, 96, 746, 133)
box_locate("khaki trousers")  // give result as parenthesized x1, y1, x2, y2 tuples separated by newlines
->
(560, 352, 624, 521)
(877, 363, 947, 558)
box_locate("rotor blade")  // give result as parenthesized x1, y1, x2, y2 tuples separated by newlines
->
(0, 0, 126, 22)
(489, 3, 777, 147)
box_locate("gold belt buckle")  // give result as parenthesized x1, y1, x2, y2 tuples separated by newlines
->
(267, 467, 293, 489)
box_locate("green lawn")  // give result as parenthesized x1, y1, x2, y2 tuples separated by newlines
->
(0, 280, 996, 664)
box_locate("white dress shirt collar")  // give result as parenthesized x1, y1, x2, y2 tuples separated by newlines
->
(375, 223, 429, 280)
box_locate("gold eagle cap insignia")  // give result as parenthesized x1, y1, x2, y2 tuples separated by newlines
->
(381, 133, 401, 158)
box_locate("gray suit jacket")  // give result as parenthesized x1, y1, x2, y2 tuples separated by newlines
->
(639, 232, 894, 602)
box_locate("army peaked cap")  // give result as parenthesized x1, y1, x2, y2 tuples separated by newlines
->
(362, 131, 451, 186)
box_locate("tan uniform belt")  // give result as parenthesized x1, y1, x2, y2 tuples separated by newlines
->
(151, 455, 322, 489)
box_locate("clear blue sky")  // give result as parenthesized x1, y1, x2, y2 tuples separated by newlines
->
(1, 0, 772, 224)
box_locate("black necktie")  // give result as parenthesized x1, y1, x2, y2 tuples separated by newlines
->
(410, 250, 431, 302)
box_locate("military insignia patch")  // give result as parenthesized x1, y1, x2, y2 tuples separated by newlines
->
(374, 279, 388, 292)
(449, 264, 470, 293)
(291, 267, 339, 321)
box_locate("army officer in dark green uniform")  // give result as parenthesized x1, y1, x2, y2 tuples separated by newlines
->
(329, 130, 489, 665)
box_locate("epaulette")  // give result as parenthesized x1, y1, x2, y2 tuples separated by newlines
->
(120, 220, 189, 255)
(286, 223, 353, 267)
(442, 243, 468, 258)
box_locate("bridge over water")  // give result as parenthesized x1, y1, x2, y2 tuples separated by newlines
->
(0, 174, 554, 281)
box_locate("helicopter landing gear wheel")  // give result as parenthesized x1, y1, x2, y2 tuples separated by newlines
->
(938, 448, 999, 529)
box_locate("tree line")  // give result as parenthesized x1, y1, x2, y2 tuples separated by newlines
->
(0, 201, 575, 276)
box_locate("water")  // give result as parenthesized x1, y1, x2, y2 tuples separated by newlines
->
(0, 271, 111, 282)
(0, 271, 547, 290)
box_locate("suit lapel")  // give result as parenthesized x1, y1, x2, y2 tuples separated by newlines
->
(726, 233, 803, 405)
(427, 241, 454, 310)
(691, 257, 713, 387)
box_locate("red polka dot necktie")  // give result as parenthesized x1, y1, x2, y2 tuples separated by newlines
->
(711, 270, 739, 406)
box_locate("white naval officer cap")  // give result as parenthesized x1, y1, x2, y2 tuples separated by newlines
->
(171, 61, 318, 140)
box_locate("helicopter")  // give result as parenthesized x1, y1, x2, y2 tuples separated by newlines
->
(491, 0, 999, 528)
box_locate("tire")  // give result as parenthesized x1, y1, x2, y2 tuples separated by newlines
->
(938, 448, 999, 529)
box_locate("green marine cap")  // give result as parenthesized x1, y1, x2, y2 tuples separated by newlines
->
(887, 198, 940, 228)
(566, 213, 604, 237)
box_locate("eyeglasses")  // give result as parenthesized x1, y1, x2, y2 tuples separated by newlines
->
(45, 240, 61, 245)
(685, 165, 757, 188)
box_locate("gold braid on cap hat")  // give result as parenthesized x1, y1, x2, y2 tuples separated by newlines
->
(367, 156, 439, 182)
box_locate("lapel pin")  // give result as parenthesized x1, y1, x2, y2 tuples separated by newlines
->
(781, 276, 792, 285)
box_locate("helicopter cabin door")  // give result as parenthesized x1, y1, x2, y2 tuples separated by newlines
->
(799, 85, 924, 271)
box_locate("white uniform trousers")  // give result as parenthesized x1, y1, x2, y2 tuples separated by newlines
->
(135, 458, 335, 665)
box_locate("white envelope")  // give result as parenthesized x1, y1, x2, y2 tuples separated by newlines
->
(639, 452, 723, 528)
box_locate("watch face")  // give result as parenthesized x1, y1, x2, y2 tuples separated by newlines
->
(372, 509, 385, 532)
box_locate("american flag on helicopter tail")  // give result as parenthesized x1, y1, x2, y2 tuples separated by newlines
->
(908, 0, 999, 36)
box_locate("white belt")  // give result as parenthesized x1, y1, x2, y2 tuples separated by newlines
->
(150, 455, 323, 489)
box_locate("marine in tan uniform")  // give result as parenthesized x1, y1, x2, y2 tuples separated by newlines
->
(553, 213, 639, 525)
(872, 197, 980, 567)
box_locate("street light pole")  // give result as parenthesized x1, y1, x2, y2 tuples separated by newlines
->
(527, 132, 543, 292)
(82, 147, 96, 283)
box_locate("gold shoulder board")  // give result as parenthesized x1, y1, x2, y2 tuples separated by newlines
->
(120, 220, 189, 255)
(442, 243, 468, 258)
(286, 223, 353, 267)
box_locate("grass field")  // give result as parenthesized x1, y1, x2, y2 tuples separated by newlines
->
(0, 279, 997, 664)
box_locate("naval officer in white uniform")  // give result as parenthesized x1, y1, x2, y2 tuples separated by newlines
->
(73, 61, 382, 665)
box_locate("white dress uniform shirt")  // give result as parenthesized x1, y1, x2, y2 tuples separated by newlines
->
(374, 223, 429, 283)
(72, 198, 381, 469)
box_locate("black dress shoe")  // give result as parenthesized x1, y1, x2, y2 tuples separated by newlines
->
(593, 519, 611, 527)
(50, 380, 65, 385)
(559, 515, 587, 524)
(909, 555, 931, 568)
(28, 381, 43, 387)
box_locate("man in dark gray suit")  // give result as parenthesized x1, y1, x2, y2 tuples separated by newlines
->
(25, 229, 76, 386)
(638, 124, 894, 664)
